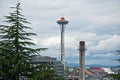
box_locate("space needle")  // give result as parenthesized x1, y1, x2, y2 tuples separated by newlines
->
(57, 17, 69, 70)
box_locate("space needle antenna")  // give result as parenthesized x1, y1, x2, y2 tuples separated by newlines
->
(17, 0, 19, 3)
(62, 13, 64, 17)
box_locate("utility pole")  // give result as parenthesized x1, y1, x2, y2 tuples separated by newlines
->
(79, 41, 85, 80)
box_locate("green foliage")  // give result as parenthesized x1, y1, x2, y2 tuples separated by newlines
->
(30, 63, 56, 80)
(108, 74, 120, 80)
(117, 50, 120, 63)
(0, 3, 47, 80)
(108, 50, 120, 80)
(30, 62, 66, 80)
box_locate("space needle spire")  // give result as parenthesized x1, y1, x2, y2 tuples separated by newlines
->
(57, 16, 69, 71)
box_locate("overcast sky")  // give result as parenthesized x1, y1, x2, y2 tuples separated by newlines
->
(0, 0, 120, 66)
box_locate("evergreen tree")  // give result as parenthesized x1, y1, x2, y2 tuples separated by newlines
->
(117, 50, 120, 63)
(0, 3, 46, 80)
(108, 50, 120, 80)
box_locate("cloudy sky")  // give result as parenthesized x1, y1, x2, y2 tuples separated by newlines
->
(0, 0, 120, 66)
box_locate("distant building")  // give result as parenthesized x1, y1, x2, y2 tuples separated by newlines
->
(32, 55, 64, 76)
(32, 55, 56, 64)
(55, 61, 64, 76)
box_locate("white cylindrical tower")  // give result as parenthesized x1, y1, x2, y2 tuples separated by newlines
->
(79, 41, 85, 80)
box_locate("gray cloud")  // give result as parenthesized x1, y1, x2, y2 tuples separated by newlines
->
(0, 0, 120, 66)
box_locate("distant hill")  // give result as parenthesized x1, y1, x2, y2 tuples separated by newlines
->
(66, 63, 119, 68)
(66, 63, 79, 67)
